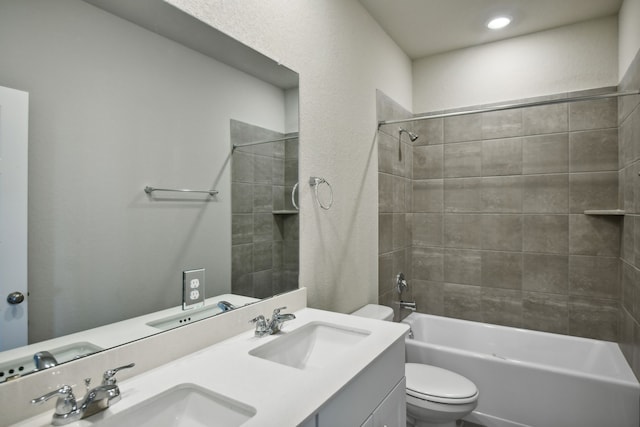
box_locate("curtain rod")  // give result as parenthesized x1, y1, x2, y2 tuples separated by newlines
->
(378, 89, 640, 127)
(232, 133, 298, 150)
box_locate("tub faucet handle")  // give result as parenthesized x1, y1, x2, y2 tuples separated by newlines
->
(396, 273, 408, 294)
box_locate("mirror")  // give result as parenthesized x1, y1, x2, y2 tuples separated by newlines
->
(0, 0, 299, 382)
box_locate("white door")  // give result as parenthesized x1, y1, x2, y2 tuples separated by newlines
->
(0, 86, 29, 351)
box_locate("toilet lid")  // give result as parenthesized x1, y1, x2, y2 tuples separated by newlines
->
(405, 363, 478, 404)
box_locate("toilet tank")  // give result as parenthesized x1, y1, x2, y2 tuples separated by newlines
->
(351, 304, 394, 321)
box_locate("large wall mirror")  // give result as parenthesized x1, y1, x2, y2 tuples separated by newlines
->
(0, 0, 299, 382)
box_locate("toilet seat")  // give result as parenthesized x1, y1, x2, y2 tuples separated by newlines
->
(405, 363, 479, 405)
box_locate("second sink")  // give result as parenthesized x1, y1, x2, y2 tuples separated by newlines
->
(249, 321, 370, 370)
(94, 383, 256, 427)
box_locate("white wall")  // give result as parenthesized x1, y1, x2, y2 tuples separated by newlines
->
(167, 0, 413, 313)
(413, 16, 619, 113)
(619, 0, 640, 79)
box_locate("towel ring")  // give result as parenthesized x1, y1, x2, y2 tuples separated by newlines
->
(291, 182, 299, 211)
(309, 176, 333, 210)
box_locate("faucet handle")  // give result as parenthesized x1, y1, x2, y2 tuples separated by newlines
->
(271, 306, 287, 317)
(31, 385, 77, 415)
(31, 385, 75, 405)
(102, 363, 135, 385)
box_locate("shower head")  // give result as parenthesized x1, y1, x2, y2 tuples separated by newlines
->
(399, 128, 419, 142)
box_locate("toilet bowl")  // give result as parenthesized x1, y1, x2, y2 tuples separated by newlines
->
(352, 304, 479, 427)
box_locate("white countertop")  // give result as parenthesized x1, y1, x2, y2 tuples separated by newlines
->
(0, 294, 258, 379)
(13, 308, 408, 427)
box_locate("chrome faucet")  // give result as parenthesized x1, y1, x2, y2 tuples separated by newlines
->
(33, 351, 59, 370)
(399, 300, 417, 312)
(217, 300, 237, 312)
(250, 306, 296, 337)
(31, 363, 134, 425)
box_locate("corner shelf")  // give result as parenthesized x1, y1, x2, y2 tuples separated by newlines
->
(272, 210, 299, 215)
(583, 209, 625, 216)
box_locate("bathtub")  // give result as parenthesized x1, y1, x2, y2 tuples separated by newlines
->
(403, 312, 640, 427)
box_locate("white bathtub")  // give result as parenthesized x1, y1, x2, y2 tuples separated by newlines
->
(403, 312, 640, 427)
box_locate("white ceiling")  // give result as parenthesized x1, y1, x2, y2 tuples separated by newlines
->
(359, 0, 623, 59)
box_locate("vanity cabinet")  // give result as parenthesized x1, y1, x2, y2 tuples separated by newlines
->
(299, 337, 405, 427)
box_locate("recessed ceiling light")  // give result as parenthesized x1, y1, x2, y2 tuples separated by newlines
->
(487, 16, 512, 30)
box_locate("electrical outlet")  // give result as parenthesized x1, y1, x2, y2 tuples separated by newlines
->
(183, 269, 205, 310)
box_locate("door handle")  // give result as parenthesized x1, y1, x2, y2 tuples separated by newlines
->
(7, 291, 25, 305)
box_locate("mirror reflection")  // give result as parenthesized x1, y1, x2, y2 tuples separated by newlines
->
(0, 0, 298, 382)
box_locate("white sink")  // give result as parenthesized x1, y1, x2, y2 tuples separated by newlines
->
(146, 306, 225, 331)
(95, 383, 256, 427)
(0, 342, 102, 382)
(249, 321, 370, 370)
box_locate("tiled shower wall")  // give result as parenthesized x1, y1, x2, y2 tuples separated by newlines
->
(378, 88, 623, 341)
(619, 49, 640, 378)
(231, 120, 299, 299)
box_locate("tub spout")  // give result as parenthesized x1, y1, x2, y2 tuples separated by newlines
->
(400, 300, 417, 311)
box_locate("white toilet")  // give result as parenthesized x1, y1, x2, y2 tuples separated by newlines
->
(352, 304, 479, 427)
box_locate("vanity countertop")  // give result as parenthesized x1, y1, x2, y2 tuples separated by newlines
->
(0, 294, 258, 375)
(12, 307, 408, 427)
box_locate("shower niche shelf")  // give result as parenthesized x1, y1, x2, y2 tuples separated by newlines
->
(583, 209, 625, 216)
(272, 210, 298, 215)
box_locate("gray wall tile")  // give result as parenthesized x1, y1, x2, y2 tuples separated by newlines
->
(523, 292, 569, 334)
(444, 141, 482, 177)
(481, 214, 523, 251)
(443, 283, 483, 321)
(413, 144, 444, 179)
(482, 138, 523, 176)
(444, 178, 481, 212)
(232, 214, 253, 245)
(378, 88, 624, 343)
(523, 214, 568, 253)
(412, 118, 444, 146)
(481, 176, 522, 213)
(568, 297, 619, 341)
(569, 98, 618, 131)
(412, 279, 444, 316)
(523, 174, 569, 213)
(444, 249, 482, 285)
(413, 247, 444, 282)
(569, 172, 618, 213)
(522, 103, 568, 135)
(522, 134, 569, 174)
(569, 129, 618, 172)
(379, 214, 393, 254)
(414, 179, 443, 212)
(481, 288, 523, 327)
(413, 213, 444, 247)
(523, 253, 568, 294)
(444, 214, 481, 249)
(481, 251, 523, 290)
(444, 114, 483, 143)
(569, 255, 620, 299)
(482, 109, 523, 139)
(232, 182, 253, 213)
(569, 214, 620, 256)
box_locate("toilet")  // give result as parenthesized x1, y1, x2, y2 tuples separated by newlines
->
(352, 304, 479, 427)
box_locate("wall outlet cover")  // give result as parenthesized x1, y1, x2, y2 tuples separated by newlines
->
(183, 269, 205, 310)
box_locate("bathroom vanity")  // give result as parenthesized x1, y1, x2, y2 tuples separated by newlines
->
(5, 292, 407, 426)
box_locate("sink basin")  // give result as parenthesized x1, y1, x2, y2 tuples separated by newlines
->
(95, 383, 256, 427)
(249, 322, 370, 370)
(0, 342, 102, 382)
(146, 306, 225, 331)
(146, 297, 258, 331)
